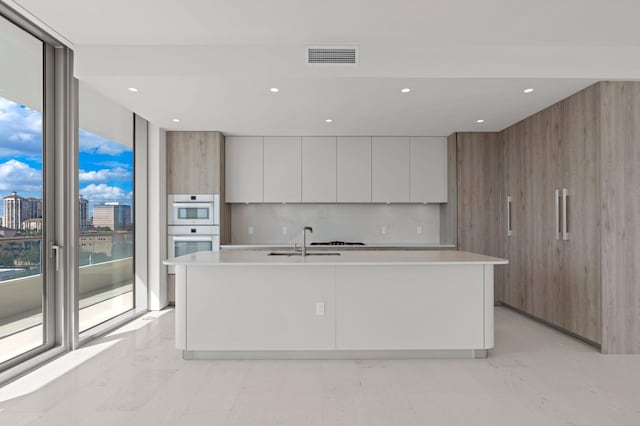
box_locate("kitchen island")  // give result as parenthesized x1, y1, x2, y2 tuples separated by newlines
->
(164, 250, 507, 359)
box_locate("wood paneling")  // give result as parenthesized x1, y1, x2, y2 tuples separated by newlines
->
(456, 132, 501, 257)
(497, 84, 602, 345)
(560, 84, 601, 343)
(600, 81, 640, 353)
(166, 131, 221, 194)
(439, 134, 457, 245)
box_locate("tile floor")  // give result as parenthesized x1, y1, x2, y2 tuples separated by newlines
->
(0, 307, 639, 426)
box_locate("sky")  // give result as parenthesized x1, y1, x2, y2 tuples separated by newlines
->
(0, 96, 133, 218)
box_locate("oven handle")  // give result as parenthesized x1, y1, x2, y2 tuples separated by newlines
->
(172, 202, 214, 209)
(171, 236, 217, 242)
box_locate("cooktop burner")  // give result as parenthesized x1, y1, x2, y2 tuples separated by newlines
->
(310, 241, 365, 246)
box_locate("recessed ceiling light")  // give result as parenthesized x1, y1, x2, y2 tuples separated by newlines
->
(401, 88, 411, 93)
(270, 87, 279, 93)
(476, 119, 485, 124)
(172, 118, 180, 123)
(524, 88, 534, 94)
(325, 119, 333, 123)
(127, 87, 139, 92)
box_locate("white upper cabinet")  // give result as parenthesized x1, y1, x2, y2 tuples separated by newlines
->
(337, 137, 372, 202)
(372, 137, 411, 202)
(302, 137, 337, 202)
(225, 136, 263, 203)
(263, 136, 302, 202)
(410, 137, 448, 203)
(225, 135, 448, 204)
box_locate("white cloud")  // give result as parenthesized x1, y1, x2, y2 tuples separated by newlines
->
(80, 184, 132, 203)
(0, 97, 42, 157)
(9, 133, 35, 142)
(0, 159, 42, 193)
(79, 167, 132, 182)
(79, 129, 131, 156)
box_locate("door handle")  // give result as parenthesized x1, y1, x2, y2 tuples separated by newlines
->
(562, 188, 569, 241)
(50, 242, 62, 271)
(506, 196, 512, 237)
(555, 189, 560, 240)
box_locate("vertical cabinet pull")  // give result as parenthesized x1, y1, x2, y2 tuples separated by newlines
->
(507, 196, 512, 237)
(555, 189, 560, 240)
(562, 188, 569, 241)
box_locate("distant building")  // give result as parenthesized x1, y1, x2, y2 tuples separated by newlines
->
(2, 192, 43, 230)
(3, 192, 26, 230)
(79, 196, 89, 231)
(22, 218, 43, 232)
(25, 197, 43, 220)
(92, 202, 132, 230)
(0, 227, 17, 238)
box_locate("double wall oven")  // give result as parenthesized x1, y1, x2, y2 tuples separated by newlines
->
(167, 194, 220, 273)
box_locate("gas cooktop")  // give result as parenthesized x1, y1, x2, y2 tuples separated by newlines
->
(310, 241, 365, 246)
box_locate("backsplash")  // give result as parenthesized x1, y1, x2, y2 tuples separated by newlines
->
(230, 204, 440, 245)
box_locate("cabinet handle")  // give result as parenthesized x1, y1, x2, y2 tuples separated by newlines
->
(555, 189, 560, 240)
(562, 188, 569, 241)
(507, 195, 512, 237)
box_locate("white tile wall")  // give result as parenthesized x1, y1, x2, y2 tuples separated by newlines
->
(230, 204, 440, 245)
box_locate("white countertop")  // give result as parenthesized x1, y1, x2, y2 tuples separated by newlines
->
(164, 249, 508, 266)
(220, 243, 456, 250)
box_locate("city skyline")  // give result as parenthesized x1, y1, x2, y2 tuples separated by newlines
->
(0, 96, 133, 218)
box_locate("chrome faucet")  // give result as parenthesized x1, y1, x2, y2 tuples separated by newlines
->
(302, 226, 313, 256)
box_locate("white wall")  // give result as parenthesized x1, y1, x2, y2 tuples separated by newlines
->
(147, 123, 166, 310)
(231, 204, 440, 245)
(134, 114, 148, 310)
(78, 80, 133, 147)
(0, 15, 42, 111)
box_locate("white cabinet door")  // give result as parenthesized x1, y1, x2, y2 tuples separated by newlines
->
(335, 265, 485, 350)
(302, 137, 336, 202)
(337, 137, 371, 202)
(410, 136, 448, 203)
(186, 266, 336, 351)
(371, 137, 410, 202)
(225, 136, 263, 203)
(263, 136, 302, 202)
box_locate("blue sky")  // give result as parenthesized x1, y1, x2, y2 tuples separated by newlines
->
(0, 96, 133, 218)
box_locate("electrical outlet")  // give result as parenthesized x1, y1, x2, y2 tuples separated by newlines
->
(315, 302, 325, 316)
(381, 225, 387, 235)
(282, 226, 288, 235)
(248, 226, 254, 235)
(417, 225, 423, 235)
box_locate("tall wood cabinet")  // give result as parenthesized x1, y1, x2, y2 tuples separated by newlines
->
(166, 131, 231, 302)
(453, 82, 640, 353)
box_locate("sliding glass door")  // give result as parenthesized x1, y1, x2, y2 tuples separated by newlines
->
(78, 129, 134, 332)
(0, 14, 55, 368)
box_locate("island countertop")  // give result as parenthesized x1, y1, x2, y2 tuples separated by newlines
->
(164, 249, 508, 267)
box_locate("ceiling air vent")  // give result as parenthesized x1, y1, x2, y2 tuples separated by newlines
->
(306, 46, 358, 65)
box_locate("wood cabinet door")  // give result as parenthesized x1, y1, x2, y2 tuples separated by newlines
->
(501, 124, 527, 311)
(167, 131, 220, 194)
(528, 105, 563, 327)
(559, 86, 601, 343)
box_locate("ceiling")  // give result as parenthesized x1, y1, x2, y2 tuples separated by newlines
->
(7, 0, 640, 135)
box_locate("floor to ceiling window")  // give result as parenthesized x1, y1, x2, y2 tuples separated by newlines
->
(77, 83, 136, 334)
(0, 13, 53, 367)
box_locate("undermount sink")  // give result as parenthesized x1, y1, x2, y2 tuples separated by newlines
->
(268, 251, 341, 256)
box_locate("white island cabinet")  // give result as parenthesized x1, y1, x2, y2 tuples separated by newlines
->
(165, 250, 507, 359)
